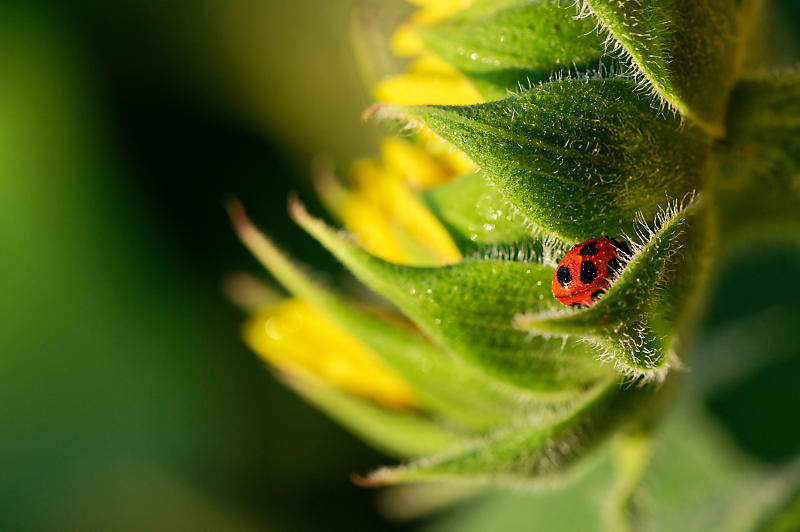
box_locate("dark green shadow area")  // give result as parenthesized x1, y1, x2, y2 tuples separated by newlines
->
(691, 241, 800, 464)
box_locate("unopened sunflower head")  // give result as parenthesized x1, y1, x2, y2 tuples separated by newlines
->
(230, 0, 800, 501)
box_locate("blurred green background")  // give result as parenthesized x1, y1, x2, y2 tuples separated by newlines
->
(0, 0, 405, 530)
(2, 0, 800, 530)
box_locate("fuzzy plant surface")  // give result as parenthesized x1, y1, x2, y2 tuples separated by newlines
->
(231, 0, 800, 530)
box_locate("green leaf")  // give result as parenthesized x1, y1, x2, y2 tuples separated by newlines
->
(420, 171, 543, 253)
(517, 201, 701, 377)
(282, 372, 463, 458)
(709, 75, 800, 243)
(363, 377, 672, 485)
(289, 199, 615, 392)
(636, 403, 800, 532)
(419, 402, 800, 532)
(377, 79, 710, 243)
(727, 75, 800, 142)
(228, 201, 539, 432)
(582, 0, 753, 135)
(420, 458, 616, 532)
(688, 75, 800, 397)
(419, 0, 610, 100)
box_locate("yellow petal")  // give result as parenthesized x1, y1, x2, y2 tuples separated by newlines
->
(340, 192, 413, 264)
(350, 158, 462, 265)
(245, 299, 419, 409)
(373, 70, 484, 106)
(414, 129, 479, 177)
(390, 24, 425, 57)
(406, 53, 462, 76)
(381, 137, 449, 188)
(410, 0, 475, 25)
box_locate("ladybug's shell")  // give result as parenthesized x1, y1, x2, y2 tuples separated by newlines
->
(551, 238, 626, 308)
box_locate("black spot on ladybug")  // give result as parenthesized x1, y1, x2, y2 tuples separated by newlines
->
(579, 261, 597, 284)
(556, 266, 572, 287)
(579, 242, 599, 256)
(610, 238, 631, 257)
(571, 302, 585, 309)
(591, 289, 605, 301)
(607, 258, 622, 275)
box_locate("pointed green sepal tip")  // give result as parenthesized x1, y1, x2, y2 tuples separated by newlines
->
(369, 79, 710, 244)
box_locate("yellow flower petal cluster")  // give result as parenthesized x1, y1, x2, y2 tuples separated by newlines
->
(314, 139, 462, 266)
(377, 0, 482, 107)
(238, 0, 487, 410)
(326, 0, 484, 266)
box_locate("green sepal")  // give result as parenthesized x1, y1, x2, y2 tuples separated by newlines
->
(363, 377, 671, 485)
(419, 0, 611, 100)
(421, 402, 800, 531)
(377, 79, 710, 243)
(517, 201, 701, 377)
(582, 0, 753, 135)
(280, 371, 462, 458)
(229, 201, 537, 432)
(420, 171, 542, 253)
(710, 74, 800, 244)
(289, 199, 615, 392)
(636, 403, 800, 532)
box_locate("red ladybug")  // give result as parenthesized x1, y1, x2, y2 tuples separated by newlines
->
(551, 237, 630, 308)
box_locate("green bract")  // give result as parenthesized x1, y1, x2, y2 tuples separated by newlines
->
(417, 0, 611, 100)
(236, 0, 800, 529)
(376, 78, 710, 243)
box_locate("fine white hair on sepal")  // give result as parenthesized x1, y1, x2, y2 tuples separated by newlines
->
(503, 58, 627, 101)
(570, 0, 677, 120)
(472, 241, 544, 264)
(574, 331, 671, 386)
(610, 191, 698, 276)
(513, 192, 700, 380)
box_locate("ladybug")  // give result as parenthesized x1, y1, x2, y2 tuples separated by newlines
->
(551, 237, 631, 308)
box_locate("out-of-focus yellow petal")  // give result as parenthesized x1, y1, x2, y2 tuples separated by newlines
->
(410, 0, 474, 25)
(381, 4, 482, 181)
(349, 158, 462, 264)
(373, 74, 483, 106)
(385, 178, 462, 264)
(390, 24, 425, 57)
(405, 53, 460, 76)
(314, 163, 416, 264)
(342, 193, 413, 264)
(373, 56, 484, 106)
(245, 299, 419, 409)
(381, 137, 447, 188)
(344, 0, 480, 264)
(415, 129, 478, 177)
